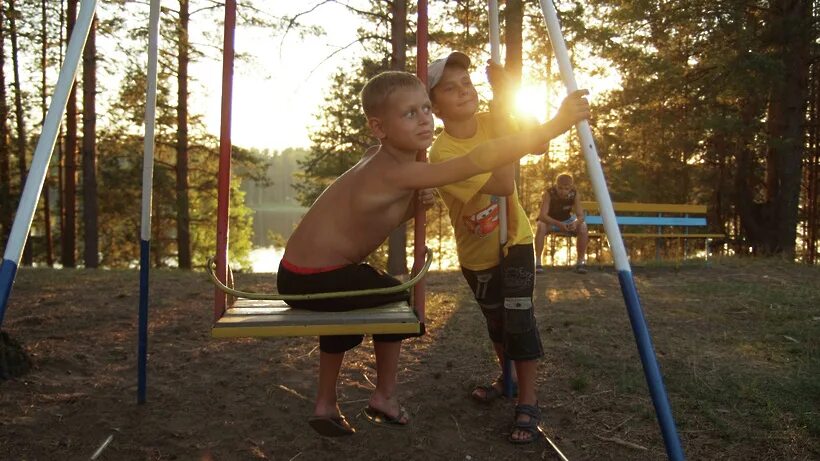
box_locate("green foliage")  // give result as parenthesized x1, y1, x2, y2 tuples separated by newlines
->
(575, 0, 812, 256)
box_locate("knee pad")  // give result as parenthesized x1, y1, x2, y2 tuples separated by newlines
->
(503, 297, 543, 360)
(479, 301, 504, 343)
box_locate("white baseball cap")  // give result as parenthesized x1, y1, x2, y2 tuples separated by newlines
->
(427, 51, 471, 92)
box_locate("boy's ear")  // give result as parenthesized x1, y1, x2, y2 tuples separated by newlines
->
(368, 116, 387, 140)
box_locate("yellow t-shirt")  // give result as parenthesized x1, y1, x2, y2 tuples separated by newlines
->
(429, 112, 533, 271)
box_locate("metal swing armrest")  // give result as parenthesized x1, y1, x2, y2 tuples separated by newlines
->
(206, 247, 433, 301)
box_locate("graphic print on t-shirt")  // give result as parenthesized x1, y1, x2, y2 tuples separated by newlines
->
(462, 197, 500, 238)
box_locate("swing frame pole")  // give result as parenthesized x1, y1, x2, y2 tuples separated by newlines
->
(0, 0, 98, 326)
(215, 0, 237, 322)
(414, 0, 428, 323)
(137, 0, 162, 405)
(538, 1, 684, 459)
(487, 0, 516, 400)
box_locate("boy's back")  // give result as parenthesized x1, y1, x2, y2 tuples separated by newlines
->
(284, 150, 416, 267)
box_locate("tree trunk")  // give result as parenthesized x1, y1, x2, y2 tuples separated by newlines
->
(176, 0, 192, 269)
(767, 0, 811, 258)
(504, 0, 523, 85)
(62, 0, 78, 268)
(386, 0, 408, 276)
(505, 0, 523, 191)
(82, 16, 98, 267)
(807, 48, 819, 263)
(8, 0, 32, 265)
(41, 0, 53, 266)
(0, 2, 10, 245)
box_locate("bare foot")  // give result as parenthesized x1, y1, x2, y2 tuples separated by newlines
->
(367, 394, 409, 424)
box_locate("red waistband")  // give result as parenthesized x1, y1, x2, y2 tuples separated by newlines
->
(280, 259, 349, 275)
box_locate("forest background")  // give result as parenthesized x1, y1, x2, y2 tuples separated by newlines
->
(0, 0, 818, 274)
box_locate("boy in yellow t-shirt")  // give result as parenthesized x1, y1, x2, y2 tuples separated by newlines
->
(428, 51, 589, 444)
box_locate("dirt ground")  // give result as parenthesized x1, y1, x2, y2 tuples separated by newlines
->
(1, 260, 818, 460)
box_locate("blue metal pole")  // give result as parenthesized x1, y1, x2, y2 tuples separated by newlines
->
(0, 0, 98, 327)
(0, 261, 19, 326)
(538, 1, 684, 459)
(137, 241, 150, 404)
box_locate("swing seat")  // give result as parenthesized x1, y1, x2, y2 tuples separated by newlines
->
(212, 299, 421, 338)
(207, 249, 431, 338)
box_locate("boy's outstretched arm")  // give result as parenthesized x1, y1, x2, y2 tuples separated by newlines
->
(387, 90, 591, 191)
(479, 61, 516, 196)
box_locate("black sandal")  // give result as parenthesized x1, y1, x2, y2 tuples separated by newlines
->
(509, 403, 542, 444)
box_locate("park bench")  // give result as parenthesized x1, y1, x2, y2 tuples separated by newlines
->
(581, 201, 725, 262)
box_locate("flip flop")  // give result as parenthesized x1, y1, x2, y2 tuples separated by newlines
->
(308, 415, 356, 437)
(362, 405, 409, 428)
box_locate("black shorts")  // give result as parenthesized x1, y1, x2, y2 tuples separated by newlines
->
(461, 244, 543, 361)
(276, 262, 423, 353)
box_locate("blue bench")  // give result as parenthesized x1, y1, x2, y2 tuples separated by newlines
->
(581, 201, 724, 261)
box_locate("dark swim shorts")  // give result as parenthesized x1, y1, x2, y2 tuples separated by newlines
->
(277, 261, 424, 353)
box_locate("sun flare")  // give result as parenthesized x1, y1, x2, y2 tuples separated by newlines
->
(514, 83, 551, 123)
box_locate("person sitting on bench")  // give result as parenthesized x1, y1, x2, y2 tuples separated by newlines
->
(534, 173, 589, 274)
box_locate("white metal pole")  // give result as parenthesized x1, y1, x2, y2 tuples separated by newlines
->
(488, 0, 508, 246)
(0, 0, 98, 325)
(141, 1, 160, 244)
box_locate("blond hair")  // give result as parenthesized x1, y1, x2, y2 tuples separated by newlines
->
(360, 71, 425, 117)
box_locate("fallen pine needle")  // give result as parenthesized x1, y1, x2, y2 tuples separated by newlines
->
(278, 385, 309, 402)
(450, 415, 465, 441)
(595, 434, 647, 451)
(90, 434, 114, 460)
(361, 372, 376, 389)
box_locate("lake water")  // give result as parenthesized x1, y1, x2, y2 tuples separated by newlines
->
(249, 245, 285, 273)
(251, 206, 306, 247)
(248, 206, 303, 273)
